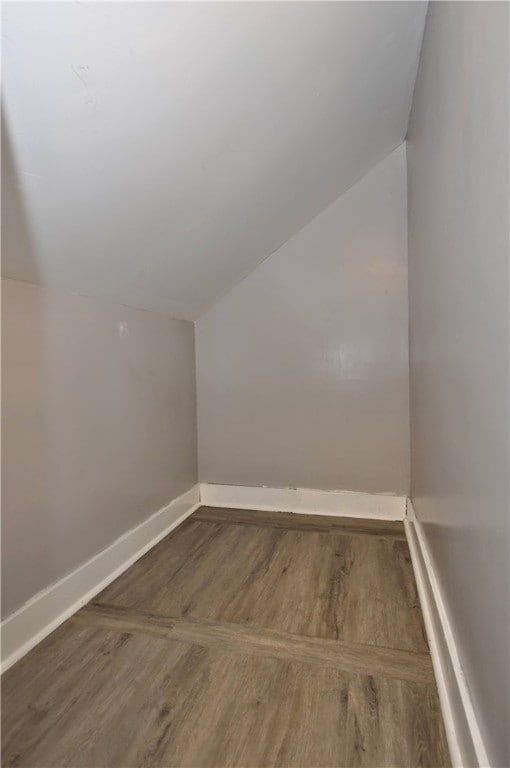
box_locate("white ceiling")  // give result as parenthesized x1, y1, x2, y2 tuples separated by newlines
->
(2, 2, 427, 320)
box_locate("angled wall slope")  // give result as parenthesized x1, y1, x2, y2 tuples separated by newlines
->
(196, 145, 410, 496)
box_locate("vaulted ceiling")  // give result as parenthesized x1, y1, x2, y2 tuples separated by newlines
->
(2, 2, 427, 320)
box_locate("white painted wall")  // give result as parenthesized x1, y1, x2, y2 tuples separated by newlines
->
(2, 2, 426, 319)
(197, 146, 409, 496)
(2, 279, 197, 619)
(407, 3, 509, 765)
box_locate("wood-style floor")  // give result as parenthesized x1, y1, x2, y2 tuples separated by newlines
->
(2, 507, 450, 768)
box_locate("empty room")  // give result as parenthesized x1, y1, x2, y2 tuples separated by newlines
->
(1, 2, 508, 767)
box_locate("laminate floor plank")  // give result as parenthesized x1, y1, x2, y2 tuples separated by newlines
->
(96, 512, 427, 652)
(192, 506, 406, 538)
(74, 602, 435, 684)
(1, 621, 449, 768)
(1, 507, 450, 767)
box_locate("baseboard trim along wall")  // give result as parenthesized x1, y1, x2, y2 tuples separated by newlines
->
(1, 484, 200, 673)
(6, 472, 485, 768)
(199, 483, 406, 520)
(405, 500, 490, 768)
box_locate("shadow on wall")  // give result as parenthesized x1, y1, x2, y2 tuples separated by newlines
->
(1, 106, 49, 617)
(3, 108, 102, 620)
(1, 109, 40, 281)
(1, 106, 199, 619)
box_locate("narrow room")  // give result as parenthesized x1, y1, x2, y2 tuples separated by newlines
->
(1, 2, 508, 767)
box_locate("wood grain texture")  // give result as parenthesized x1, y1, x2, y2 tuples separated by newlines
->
(74, 602, 435, 684)
(96, 512, 427, 652)
(192, 506, 407, 538)
(2, 506, 450, 767)
(2, 623, 449, 768)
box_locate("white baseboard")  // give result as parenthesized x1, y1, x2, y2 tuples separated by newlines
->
(405, 500, 490, 768)
(1, 481, 402, 672)
(1, 484, 200, 673)
(2, 483, 490, 766)
(199, 483, 406, 520)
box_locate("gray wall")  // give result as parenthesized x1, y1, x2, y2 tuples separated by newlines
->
(407, 3, 509, 766)
(197, 146, 410, 495)
(2, 279, 197, 618)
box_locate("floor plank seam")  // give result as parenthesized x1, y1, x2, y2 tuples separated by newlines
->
(2, 508, 450, 768)
(74, 602, 435, 685)
(191, 507, 407, 539)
